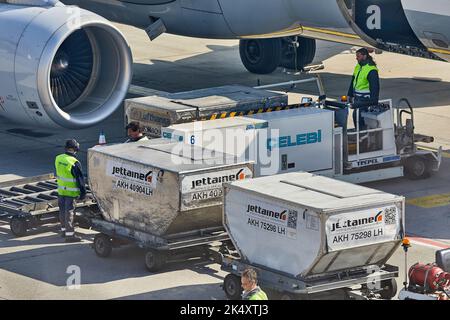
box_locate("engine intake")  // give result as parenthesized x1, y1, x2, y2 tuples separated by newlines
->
(0, 3, 132, 129)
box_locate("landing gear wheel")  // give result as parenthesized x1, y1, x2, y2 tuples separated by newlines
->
(223, 274, 242, 300)
(10, 216, 28, 237)
(94, 233, 113, 258)
(405, 156, 431, 180)
(280, 37, 316, 70)
(144, 249, 167, 272)
(239, 38, 282, 74)
(378, 278, 397, 300)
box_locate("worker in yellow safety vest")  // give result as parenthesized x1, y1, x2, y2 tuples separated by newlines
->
(241, 268, 268, 300)
(347, 48, 380, 130)
(55, 139, 86, 243)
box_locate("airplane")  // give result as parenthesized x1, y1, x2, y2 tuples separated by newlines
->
(0, 0, 449, 129)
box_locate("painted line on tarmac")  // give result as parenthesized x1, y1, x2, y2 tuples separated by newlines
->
(408, 236, 450, 250)
(406, 193, 450, 208)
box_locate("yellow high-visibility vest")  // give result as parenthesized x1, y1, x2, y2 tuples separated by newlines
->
(353, 63, 378, 96)
(55, 154, 80, 197)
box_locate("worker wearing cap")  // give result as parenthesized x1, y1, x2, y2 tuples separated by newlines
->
(125, 121, 149, 143)
(241, 268, 268, 300)
(347, 48, 380, 130)
(55, 139, 86, 243)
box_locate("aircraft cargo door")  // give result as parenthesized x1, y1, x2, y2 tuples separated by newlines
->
(353, 0, 424, 48)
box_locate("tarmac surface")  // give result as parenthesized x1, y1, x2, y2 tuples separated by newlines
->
(0, 24, 449, 300)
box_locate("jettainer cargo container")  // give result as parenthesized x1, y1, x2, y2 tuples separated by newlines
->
(222, 172, 404, 298)
(87, 139, 254, 271)
(88, 139, 253, 236)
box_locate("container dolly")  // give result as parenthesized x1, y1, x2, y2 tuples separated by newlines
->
(89, 217, 231, 272)
(219, 253, 399, 300)
(0, 174, 96, 237)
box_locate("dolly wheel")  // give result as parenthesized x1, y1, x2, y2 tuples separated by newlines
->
(94, 234, 113, 258)
(10, 217, 28, 237)
(379, 278, 398, 300)
(405, 156, 431, 180)
(144, 249, 167, 272)
(223, 274, 242, 300)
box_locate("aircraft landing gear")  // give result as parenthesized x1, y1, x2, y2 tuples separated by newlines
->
(239, 38, 282, 74)
(280, 36, 316, 70)
(239, 37, 316, 74)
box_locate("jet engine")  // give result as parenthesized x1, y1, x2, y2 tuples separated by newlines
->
(0, 1, 132, 129)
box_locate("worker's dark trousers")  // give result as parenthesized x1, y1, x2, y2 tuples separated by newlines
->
(58, 196, 76, 236)
(335, 108, 349, 130)
(353, 96, 370, 130)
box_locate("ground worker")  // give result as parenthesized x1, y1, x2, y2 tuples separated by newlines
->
(55, 139, 86, 243)
(347, 47, 380, 130)
(241, 268, 268, 300)
(125, 121, 149, 143)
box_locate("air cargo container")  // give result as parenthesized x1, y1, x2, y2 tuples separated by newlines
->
(221, 172, 403, 299)
(125, 85, 287, 138)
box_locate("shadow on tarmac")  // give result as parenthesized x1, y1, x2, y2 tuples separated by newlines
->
(0, 225, 224, 288)
(113, 283, 224, 300)
(0, 223, 97, 248)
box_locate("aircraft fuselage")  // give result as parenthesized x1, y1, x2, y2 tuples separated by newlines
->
(63, 0, 450, 61)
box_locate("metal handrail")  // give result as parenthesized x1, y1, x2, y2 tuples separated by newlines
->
(254, 76, 326, 97)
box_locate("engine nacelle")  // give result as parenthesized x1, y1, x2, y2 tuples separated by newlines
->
(0, 1, 132, 129)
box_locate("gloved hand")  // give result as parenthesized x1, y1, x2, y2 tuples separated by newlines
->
(78, 193, 86, 201)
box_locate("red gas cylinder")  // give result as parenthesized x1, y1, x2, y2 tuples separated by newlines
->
(409, 263, 450, 291)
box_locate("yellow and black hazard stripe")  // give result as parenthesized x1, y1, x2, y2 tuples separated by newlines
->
(200, 103, 307, 121)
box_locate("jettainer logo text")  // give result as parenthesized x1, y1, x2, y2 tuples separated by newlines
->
(331, 211, 383, 232)
(246, 204, 287, 221)
(111, 166, 153, 184)
(190, 168, 246, 190)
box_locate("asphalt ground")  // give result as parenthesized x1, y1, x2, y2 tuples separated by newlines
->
(0, 24, 449, 299)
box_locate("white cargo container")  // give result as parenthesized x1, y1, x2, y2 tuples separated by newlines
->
(247, 108, 334, 176)
(224, 172, 404, 277)
(163, 108, 335, 177)
(161, 117, 268, 162)
(88, 139, 253, 236)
